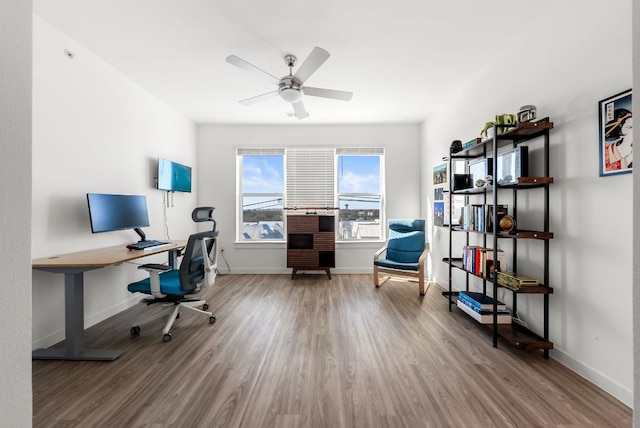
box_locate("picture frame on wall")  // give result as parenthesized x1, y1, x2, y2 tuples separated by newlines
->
(599, 89, 632, 177)
(434, 188, 443, 201)
(434, 201, 444, 227)
(433, 163, 447, 184)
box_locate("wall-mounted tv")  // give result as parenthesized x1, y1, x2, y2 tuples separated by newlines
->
(157, 158, 192, 193)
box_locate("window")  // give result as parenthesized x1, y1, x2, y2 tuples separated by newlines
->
(237, 147, 384, 242)
(238, 149, 284, 241)
(337, 148, 384, 240)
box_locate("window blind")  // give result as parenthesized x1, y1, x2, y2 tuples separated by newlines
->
(237, 148, 285, 156)
(336, 147, 384, 155)
(285, 148, 335, 209)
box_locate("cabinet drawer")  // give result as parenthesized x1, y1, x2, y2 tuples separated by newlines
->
(314, 233, 335, 250)
(287, 216, 319, 233)
(287, 250, 318, 267)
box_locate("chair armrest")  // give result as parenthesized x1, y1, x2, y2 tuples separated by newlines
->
(138, 263, 171, 272)
(374, 246, 387, 260)
(137, 264, 169, 298)
(418, 244, 429, 264)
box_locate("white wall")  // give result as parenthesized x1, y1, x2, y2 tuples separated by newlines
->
(32, 17, 198, 350)
(633, 0, 639, 423)
(422, 1, 633, 406)
(1, 1, 32, 425)
(197, 124, 422, 273)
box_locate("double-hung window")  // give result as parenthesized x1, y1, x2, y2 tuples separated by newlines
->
(238, 148, 284, 241)
(336, 148, 384, 241)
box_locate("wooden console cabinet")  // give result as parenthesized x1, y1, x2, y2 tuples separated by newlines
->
(287, 214, 335, 279)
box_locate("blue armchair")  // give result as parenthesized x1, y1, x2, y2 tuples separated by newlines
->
(373, 219, 429, 295)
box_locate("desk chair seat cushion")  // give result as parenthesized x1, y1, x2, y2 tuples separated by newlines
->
(128, 270, 187, 297)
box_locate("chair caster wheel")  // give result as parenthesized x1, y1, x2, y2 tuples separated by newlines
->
(203, 303, 209, 311)
(209, 316, 216, 324)
(130, 326, 140, 336)
(163, 333, 172, 342)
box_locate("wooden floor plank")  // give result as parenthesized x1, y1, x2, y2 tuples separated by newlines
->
(33, 274, 631, 427)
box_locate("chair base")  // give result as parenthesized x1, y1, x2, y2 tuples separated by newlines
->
(130, 298, 215, 341)
(374, 265, 430, 296)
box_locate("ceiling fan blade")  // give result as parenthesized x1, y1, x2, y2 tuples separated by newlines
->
(293, 47, 330, 84)
(303, 86, 353, 101)
(238, 90, 279, 106)
(292, 100, 309, 119)
(226, 55, 281, 86)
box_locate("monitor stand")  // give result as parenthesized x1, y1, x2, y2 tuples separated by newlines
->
(134, 227, 147, 242)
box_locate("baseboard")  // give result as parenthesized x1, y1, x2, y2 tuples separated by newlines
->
(551, 348, 632, 408)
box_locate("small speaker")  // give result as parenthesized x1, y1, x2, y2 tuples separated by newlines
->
(452, 174, 473, 191)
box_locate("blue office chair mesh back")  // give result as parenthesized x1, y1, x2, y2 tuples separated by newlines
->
(179, 230, 213, 293)
(385, 219, 426, 265)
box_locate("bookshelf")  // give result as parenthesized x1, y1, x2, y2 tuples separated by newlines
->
(442, 118, 554, 358)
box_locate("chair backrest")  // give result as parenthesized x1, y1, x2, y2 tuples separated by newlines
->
(386, 219, 426, 263)
(192, 206, 217, 231)
(179, 229, 219, 293)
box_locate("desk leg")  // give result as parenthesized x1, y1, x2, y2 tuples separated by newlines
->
(168, 249, 178, 269)
(32, 271, 123, 361)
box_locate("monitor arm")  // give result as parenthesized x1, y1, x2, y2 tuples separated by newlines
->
(134, 227, 146, 242)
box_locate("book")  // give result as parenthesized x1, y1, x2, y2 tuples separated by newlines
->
(457, 297, 511, 316)
(496, 271, 539, 289)
(457, 300, 512, 324)
(486, 204, 508, 232)
(483, 249, 506, 278)
(458, 291, 507, 311)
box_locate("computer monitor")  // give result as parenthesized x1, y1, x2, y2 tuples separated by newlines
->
(87, 193, 150, 241)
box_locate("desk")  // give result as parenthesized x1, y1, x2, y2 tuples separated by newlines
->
(32, 241, 185, 361)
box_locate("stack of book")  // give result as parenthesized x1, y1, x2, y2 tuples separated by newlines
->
(456, 291, 512, 324)
(461, 246, 506, 278)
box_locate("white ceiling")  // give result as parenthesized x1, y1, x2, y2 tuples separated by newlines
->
(33, 0, 552, 125)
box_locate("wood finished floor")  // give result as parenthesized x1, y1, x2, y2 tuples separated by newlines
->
(33, 274, 631, 427)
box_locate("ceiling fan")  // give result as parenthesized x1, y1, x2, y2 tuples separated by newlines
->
(226, 47, 353, 119)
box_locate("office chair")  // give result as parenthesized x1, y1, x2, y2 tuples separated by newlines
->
(127, 207, 219, 342)
(373, 218, 430, 296)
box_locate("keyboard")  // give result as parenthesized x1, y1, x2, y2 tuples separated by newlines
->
(127, 240, 170, 251)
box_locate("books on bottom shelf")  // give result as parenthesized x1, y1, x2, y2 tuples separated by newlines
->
(458, 291, 506, 311)
(456, 299, 512, 324)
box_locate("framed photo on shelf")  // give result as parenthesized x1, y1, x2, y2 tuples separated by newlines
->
(599, 89, 632, 177)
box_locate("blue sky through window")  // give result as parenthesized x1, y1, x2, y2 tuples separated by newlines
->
(338, 155, 380, 193)
(242, 155, 283, 193)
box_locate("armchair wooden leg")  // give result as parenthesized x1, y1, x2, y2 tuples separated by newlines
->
(419, 276, 425, 296)
(374, 265, 380, 286)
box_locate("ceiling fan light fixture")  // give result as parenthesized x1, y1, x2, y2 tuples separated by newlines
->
(279, 87, 302, 103)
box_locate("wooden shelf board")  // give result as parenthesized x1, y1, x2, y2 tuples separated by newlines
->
(496, 323, 553, 350)
(442, 258, 553, 294)
(498, 284, 553, 294)
(496, 230, 553, 240)
(454, 118, 553, 156)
